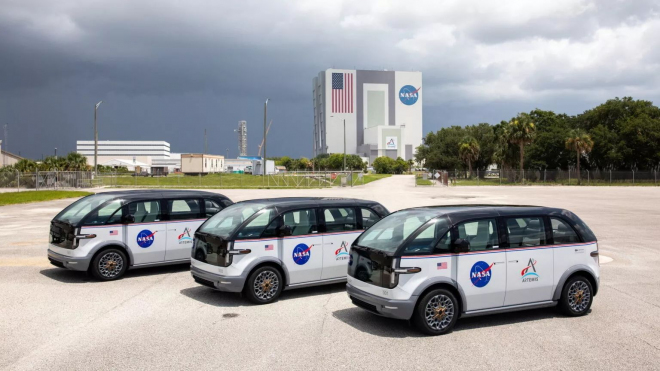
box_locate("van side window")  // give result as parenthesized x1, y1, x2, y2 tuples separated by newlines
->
(402, 218, 451, 255)
(282, 209, 318, 236)
(323, 207, 356, 232)
(434, 230, 452, 253)
(128, 201, 162, 223)
(168, 199, 202, 220)
(360, 208, 380, 229)
(457, 219, 499, 251)
(83, 200, 123, 226)
(505, 217, 546, 247)
(204, 199, 222, 217)
(550, 217, 580, 244)
(237, 209, 275, 239)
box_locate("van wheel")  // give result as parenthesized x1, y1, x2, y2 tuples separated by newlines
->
(90, 248, 128, 281)
(413, 289, 459, 336)
(559, 276, 593, 316)
(244, 266, 283, 304)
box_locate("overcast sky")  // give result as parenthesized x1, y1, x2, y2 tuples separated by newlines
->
(1, 0, 659, 159)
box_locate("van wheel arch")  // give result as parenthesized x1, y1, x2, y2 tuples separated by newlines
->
(415, 283, 464, 319)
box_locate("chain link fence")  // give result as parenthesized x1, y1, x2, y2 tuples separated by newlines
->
(450, 169, 660, 185)
(0, 171, 95, 191)
(0, 170, 369, 190)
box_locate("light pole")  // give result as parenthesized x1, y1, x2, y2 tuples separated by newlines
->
(54, 148, 57, 158)
(94, 101, 103, 174)
(263, 98, 270, 175)
(343, 118, 346, 172)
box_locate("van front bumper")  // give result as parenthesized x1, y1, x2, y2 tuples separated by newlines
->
(47, 249, 91, 272)
(191, 265, 246, 293)
(346, 283, 417, 320)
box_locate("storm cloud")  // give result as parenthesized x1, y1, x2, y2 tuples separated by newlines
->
(1, 0, 659, 159)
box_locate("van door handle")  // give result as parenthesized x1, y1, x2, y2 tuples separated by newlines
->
(168, 229, 177, 231)
(508, 260, 518, 263)
(493, 261, 505, 265)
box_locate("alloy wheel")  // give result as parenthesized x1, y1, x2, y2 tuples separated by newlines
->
(253, 271, 279, 301)
(568, 280, 591, 313)
(424, 294, 455, 331)
(98, 252, 124, 279)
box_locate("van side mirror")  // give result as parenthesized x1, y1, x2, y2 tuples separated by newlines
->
(453, 238, 470, 253)
(277, 225, 292, 237)
(122, 214, 135, 224)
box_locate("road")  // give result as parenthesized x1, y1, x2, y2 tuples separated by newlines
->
(1, 176, 659, 370)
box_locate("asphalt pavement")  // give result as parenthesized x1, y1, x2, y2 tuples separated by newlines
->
(1, 176, 659, 370)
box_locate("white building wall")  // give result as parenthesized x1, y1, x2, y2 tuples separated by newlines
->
(394, 71, 423, 159)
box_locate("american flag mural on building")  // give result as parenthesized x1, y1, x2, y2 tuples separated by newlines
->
(332, 72, 353, 113)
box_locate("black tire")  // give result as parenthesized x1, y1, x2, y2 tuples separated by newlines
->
(412, 289, 459, 336)
(243, 266, 284, 305)
(559, 275, 594, 316)
(90, 248, 128, 281)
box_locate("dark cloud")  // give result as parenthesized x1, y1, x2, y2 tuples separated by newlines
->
(0, 0, 659, 159)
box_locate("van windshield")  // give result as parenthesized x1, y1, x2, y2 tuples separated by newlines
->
(54, 194, 118, 225)
(355, 209, 439, 253)
(198, 202, 268, 238)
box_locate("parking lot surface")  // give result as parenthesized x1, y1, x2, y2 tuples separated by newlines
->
(2, 176, 660, 370)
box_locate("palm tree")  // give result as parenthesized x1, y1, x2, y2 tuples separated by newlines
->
(507, 114, 536, 180)
(407, 159, 414, 173)
(565, 129, 594, 185)
(66, 152, 89, 171)
(458, 136, 480, 177)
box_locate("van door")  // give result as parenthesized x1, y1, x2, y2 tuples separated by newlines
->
(320, 207, 360, 280)
(281, 208, 323, 284)
(454, 218, 507, 311)
(164, 198, 204, 261)
(125, 200, 167, 265)
(503, 216, 554, 306)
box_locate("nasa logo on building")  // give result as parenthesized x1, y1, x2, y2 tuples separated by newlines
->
(399, 85, 421, 105)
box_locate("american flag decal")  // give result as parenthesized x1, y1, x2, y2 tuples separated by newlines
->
(332, 72, 353, 113)
(437, 262, 447, 270)
(265, 244, 274, 251)
(109, 230, 118, 235)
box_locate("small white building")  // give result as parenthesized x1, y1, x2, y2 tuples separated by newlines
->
(0, 140, 23, 168)
(181, 154, 224, 174)
(76, 140, 171, 168)
(101, 158, 150, 173)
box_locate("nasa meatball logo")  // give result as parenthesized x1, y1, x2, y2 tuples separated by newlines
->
(292, 243, 313, 265)
(470, 261, 494, 287)
(136, 229, 156, 248)
(399, 85, 421, 105)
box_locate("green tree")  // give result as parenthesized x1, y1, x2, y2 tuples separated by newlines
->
(458, 136, 480, 175)
(565, 129, 594, 184)
(415, 126, 466, 170)
(65, 152, 89, 171)
(393, 157, 408, 174)
(465, 123, 496, 170)
(507, 113, 537, 175)
(372, 156, 396, 174)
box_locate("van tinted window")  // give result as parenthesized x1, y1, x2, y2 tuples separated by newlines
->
(323, 207, 356, 232)
(128, 201, 162, 223)
(551, 217, 580, 244)
(457, 219, 499, 251)
(282, 209, 318, 236)
(360, 208, 380, 229)
(168, 199, 202, 220)
(83, 200, 123, 226)
(506, 217, 546, 247)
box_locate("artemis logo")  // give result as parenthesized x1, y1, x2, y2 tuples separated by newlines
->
(335, 241, 349, 261)
(521, 258, 539, 282)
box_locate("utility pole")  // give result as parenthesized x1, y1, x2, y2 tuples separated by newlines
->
(2, 123, 7, 167)
(54, 148, 57, 158)
(94, 101, 102, 174)
(204, 129, 207, 154)
(343, 119, 346, 172)
(263, 98, 270, 174)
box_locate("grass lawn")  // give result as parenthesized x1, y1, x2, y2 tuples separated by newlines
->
(416, 177, 433, 186)
(0, 190, 93, 206)
(99, 173, 392, 188)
